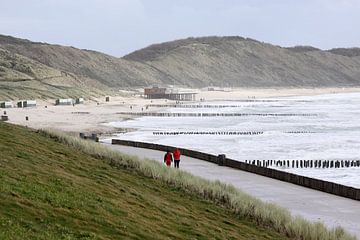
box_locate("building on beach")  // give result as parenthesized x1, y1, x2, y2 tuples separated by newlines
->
(0, 101, 13, 108)
(75, 98, 84, 104)
(55, 98, 74, 106)
(144, 87, 197, 101)
(17, 100, 37, 108)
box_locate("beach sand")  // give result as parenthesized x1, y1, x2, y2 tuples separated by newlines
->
(4, 96, 164, 134)
(4, 87, 360, 135)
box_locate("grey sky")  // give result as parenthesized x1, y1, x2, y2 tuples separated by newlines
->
(1, 0, 359, 57)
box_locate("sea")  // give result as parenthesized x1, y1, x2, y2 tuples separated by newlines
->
(106, 92, 360, 189)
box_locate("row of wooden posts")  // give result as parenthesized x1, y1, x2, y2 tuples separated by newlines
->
(146, 102, 308, 108)
(153, 131, 264, 135)
(152, 131, 316, 135)
(147, 104, 260, 108)
(117, 112, 317, 117)
(245, 159, 360, 168)
(223, 99, 310, 102)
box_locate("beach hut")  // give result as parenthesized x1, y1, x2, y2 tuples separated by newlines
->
(75, 98, 84, 104)
(55, 98, 74, 106)
(0, 101, 13, 108)
(24, 100, 37, 107)
(17, 100, 37, 108)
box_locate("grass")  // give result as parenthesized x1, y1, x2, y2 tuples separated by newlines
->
(39, 126, 356, 240)
(0, 122, 295, 240)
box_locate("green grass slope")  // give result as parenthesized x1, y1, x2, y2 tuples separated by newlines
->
(0, 122, 290, 240)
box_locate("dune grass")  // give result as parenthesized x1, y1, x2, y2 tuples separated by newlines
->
(39, 127, 356, 240)
(0, 122, 294, 240)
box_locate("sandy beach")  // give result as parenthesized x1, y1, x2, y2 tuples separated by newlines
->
(4, 87, 360, 135)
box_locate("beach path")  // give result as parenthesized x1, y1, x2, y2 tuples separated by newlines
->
(104, 143, 360, 238)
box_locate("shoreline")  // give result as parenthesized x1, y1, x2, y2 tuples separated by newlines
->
(196, 87, 360, 100)
(4, 87, 360, 135)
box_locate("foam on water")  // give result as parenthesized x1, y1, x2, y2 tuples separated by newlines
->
(106, 92, 360, 188)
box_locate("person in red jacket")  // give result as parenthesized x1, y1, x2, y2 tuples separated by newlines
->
(164, 150, 173, 167)
(173, 148, 181, 169)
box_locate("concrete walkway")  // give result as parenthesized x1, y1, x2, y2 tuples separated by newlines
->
(105, 143, 360, 238)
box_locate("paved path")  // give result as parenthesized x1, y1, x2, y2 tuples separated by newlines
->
(104, 143, 360, 238)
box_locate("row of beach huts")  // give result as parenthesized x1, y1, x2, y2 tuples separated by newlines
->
(0, 100, 37, 108)
(55, 98, 84, 106)
(0, 98, 85, 108)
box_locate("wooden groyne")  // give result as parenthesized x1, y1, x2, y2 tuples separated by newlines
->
(111, 139, 360, 201)
(153, 131, 264, 135)
(146, 101, 309, 108)
(221, 99, 310, 103)
(147, 104, 257, 108)
(152, 131, 316, 135)
(246, 159, 360, 168)
(117, 112, 318, 117)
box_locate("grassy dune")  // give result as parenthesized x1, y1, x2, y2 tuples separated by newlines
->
(0, 122, 293, 240)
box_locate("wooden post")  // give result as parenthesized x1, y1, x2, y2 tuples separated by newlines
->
(218, 154, 226, 166)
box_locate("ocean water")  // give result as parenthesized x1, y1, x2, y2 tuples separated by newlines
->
(107, 92, 360, 188)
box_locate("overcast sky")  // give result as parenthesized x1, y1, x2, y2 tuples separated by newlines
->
(1, 0, 359, 57)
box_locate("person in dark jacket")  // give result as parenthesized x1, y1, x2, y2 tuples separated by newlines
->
(173, 148, 181, 168)
(164, 150, 173, 167)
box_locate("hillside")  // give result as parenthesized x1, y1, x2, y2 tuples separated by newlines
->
(0, 35, 168, 93)
(1, 34, 360, 99)
(0, 48, 109, 99)
(125, 36, 360, 87)
(328, 48, 360, 57)
(0, 122, 290, 239)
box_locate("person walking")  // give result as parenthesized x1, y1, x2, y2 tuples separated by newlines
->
(164, 150, 173, 167)
(173, 148, 181, 169)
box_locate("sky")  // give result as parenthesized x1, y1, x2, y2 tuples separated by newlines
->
(1, 0, 359, 57)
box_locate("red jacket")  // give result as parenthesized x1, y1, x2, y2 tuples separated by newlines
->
(164, 152, 173, 165)
(173, 149, 181, 160)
